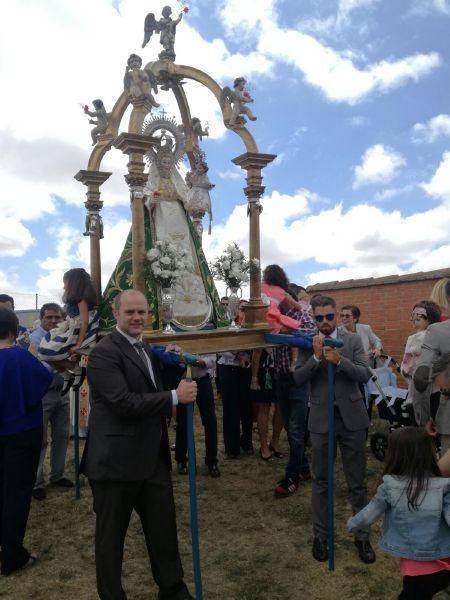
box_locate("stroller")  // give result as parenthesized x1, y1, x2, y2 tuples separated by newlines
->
(367, 355, 413, 461)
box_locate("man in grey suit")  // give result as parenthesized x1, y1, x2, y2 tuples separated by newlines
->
(81, 289, 197, 600)
(294, 295, 374, 564)
(414, 279, 450, 450)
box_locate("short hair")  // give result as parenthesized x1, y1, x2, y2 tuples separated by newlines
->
(412, 300, 441, 324)
(113, 289, 147, 311)
(0, 307, 19, 339)
(341, 304, 361, 322)
(220, 296, 229, 302)
(0, 294, 14, 309)
(40, 303, 62, 319)
(311, 295, 336, 310)
(432, 353, 450, 378)
(287, 284, 298, 301)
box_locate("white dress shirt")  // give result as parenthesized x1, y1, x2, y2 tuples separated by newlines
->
(116, 327, 178, 405)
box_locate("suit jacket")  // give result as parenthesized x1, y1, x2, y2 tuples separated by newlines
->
(413, 320, 450, 433)
(294, 328, 371, 434)
(81, 329, 182, 481)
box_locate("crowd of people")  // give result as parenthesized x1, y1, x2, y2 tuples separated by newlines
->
(0, 268, 449, 600)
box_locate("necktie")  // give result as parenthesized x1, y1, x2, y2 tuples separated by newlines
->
(134, 341, 156, 387)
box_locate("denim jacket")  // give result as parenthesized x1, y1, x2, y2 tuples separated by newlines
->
(348, 475, 450, 560)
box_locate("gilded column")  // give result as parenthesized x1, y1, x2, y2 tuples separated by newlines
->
(231, 152, 276, 328)
(74, 170, 112, 301)
(113, 133, 158, 295)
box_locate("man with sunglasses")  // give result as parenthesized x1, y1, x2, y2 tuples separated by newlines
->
(293, 295, 374, 565)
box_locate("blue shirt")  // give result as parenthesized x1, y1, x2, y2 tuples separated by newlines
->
(0, 346, 52, 436)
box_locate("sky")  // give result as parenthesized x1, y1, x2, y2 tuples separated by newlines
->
(1, 0, 449, 309)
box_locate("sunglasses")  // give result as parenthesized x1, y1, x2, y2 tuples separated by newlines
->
(340, 313, 352, 319)
(315, 313, 335, 323)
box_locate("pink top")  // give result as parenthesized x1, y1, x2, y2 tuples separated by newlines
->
(400, 557, 450, 576)
(261, 282, 286, 307)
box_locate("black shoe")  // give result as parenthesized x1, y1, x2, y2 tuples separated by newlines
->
(354, 540, 376, 564)
(312, 537, 328, 562)
(177, 463, 188, 475)
(207, 464, 221, 478)
(51, 477, 73, 488)
(32, 487, 46, 501)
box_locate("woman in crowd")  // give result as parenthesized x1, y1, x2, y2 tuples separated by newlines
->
(429, 278, 449, 322)
(0, 308, 52, 576)
(250, 349, 283, 461)
(401, 301, 441, 418)
(339, 304, 383, 361)
(348, 427, 450, 599)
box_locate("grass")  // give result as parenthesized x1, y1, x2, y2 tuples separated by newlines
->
(2, 405, 449, 600)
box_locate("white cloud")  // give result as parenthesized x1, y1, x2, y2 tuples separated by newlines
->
(421, 152, 450, 202)
(217, 168, 243, 181)
(258, 25, 440, 105)
(36, 218, 132, 300)
(410, 0, 450, 16)
(353, 144, 406, 189)
(337, 0, 382, 25)
(412, 114, 450, 143)
(374, 183, 416, 202)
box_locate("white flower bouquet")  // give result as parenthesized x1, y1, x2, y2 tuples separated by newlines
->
(210, 243, 252, 289)
(146, 240, 188, 288)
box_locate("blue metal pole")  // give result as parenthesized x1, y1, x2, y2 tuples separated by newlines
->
(326, 362, 335, 571)
(185, 365, 203, 600)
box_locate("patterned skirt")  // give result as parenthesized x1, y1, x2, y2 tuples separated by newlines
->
(38, 310, 99, 361)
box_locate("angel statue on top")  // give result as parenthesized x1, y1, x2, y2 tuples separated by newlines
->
(142, 5, 185, 60)
(98, 115, 228, 330)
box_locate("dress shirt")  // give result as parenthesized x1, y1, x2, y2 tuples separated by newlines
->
(190, 354, 216, 379)
(116, 327, 178, 405)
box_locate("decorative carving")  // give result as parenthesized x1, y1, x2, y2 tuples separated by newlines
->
(83, 211, 104, 239)
(191, 117, 209, 141)
(185, 158, 214, 239)
(221, 78, 257, 127)
(124, 54, 160, 107)
(141, 5, 186, 61)
(83, 99, 109, 146)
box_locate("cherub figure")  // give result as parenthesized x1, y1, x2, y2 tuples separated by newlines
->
(83, 99, 108, 145)
(221, 77, 257, 127)
(185, 160, 214, 238)
(124, 54, 160, 107)
(142, 5, 184, 59)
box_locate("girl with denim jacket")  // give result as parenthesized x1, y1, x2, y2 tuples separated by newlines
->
(348, 427, 450, 599)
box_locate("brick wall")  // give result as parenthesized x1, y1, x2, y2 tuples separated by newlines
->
(306, 269, 450, 367)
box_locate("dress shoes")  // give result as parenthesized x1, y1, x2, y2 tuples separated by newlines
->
(354, 540, 376, 564)
(312, 537, 328, 562)
(51, 477, 74, 488)
(32, 487, 46, 501)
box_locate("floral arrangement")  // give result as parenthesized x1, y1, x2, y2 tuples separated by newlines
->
(210, 243, 259, 289)
(146, 240, 188, 288)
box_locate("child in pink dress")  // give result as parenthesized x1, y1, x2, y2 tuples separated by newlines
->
(252, 265, 309, 391)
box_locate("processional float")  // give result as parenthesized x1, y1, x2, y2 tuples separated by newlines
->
(74, 6, 278, 598)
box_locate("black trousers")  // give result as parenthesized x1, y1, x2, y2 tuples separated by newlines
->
(175, 375, 218, 467)
(219, 364, 252, 456)
(89, 456, 188, 600)
(0, 426, 42, 575)
(398, 570, 450, 599)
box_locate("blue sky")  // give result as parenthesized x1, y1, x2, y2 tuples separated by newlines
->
(0, 0, 449, 308)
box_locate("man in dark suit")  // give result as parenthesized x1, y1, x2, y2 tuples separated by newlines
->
(294, 295, 375, 564)
(81, 289, 197, 600)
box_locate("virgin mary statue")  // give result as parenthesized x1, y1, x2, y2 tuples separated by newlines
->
(98, 115, 228, 331)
